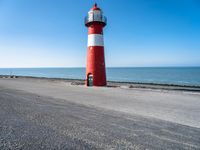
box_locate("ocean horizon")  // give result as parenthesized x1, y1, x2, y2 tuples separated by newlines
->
(0, 67, 200, 86)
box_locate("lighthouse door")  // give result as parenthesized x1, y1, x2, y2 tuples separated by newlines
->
(88, 74, 93, 86)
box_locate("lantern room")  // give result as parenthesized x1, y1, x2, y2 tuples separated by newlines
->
(85, 3, 107, 27)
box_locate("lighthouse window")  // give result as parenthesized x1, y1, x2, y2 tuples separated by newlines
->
(88, 11, 94, 22)
(94, 11, 101, 21)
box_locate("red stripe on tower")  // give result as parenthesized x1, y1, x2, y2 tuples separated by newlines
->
(85, 3, 107, 86)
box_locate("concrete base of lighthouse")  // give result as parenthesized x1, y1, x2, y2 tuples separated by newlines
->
(86, 75, 107, 87)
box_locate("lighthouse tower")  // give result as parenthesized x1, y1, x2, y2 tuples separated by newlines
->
(85, 3, 107, 86)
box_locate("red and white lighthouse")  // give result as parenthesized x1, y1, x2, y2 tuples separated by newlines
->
(85, 3, 107, 86)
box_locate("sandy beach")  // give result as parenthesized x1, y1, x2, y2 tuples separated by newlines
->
(0, 76, 200, 149)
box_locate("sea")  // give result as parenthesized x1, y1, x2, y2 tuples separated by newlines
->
(0, 67, 200, 86)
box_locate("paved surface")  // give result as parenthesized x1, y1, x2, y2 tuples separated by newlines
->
(0, 88, 200, 149)
(0, 78, 200, 128)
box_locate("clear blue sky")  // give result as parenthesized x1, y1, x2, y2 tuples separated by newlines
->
(0, 0, 200, 68)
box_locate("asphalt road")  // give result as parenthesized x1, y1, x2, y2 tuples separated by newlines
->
(0, 89, 200, 150)
(1, 78, 200, 128)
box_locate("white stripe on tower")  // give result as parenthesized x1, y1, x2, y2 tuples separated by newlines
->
(88, 34, 104, 47)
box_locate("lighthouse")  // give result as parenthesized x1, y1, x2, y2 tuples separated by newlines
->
(85, 3, 107, 86)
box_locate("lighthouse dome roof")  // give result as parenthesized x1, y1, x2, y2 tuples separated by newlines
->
(91, 3, 101, 11)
